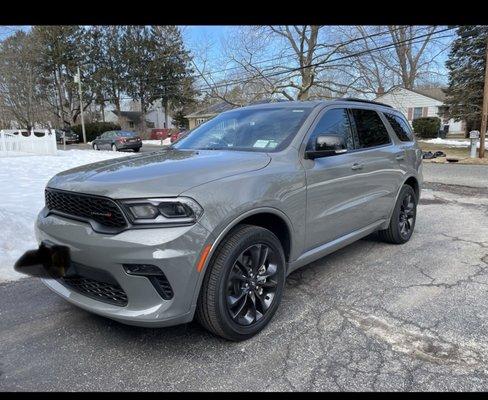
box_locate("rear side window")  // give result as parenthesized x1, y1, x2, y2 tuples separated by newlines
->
(384, 113, 414, 142)
(350, 109, 391, 149)
(307, 108, 355, 151)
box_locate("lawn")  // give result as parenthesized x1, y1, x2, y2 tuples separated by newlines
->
(418, 139, 488, 165)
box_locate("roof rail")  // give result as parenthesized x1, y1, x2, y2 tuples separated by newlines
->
(337, 97, 393, 108)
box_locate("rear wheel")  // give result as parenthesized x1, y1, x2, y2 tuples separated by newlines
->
(133, 147, 140, 153)
(196, 224, 285, 341)
(92, 143, 99, 151)
(111, 144, 117, 152)
(378, 184, 417, 244)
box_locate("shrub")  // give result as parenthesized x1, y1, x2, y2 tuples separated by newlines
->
(412, 117, 441, 139)
(71, 122, 121, 142)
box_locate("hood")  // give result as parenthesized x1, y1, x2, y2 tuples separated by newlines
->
(47, 149, 271, 198)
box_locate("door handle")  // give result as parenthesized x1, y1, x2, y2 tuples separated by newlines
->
(351, 163, 363, 170)
(395, 153, 405, 161)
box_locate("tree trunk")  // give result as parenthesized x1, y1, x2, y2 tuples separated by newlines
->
(163, 98, 169, 128)
(54, 69, 64, 127)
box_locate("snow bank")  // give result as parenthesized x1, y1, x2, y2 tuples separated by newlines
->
(143, 138, 171, 146)
(420, 138, 488, 149)
(0, 149, 131, 282)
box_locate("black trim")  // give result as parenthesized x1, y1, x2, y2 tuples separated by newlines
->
(338, 98, 393, 109)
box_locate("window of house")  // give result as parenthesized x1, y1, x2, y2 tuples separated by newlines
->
(129, 121, 135, 128)
(196, 118, 206, 126)
(306, 108, 355, 151)
(384, 113, 414, 142)
(350, 109, 391, 149)
(413, 107, 423, 120)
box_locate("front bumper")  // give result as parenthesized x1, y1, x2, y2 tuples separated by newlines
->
(35, 209, 213, 327)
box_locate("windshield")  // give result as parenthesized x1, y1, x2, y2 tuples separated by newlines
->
(173, 106, 313, 152)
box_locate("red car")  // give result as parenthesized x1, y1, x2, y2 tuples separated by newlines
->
(149, 128, 171, 140)
(170, 130, 189, 143)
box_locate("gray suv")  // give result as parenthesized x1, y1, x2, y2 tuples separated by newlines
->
(15, 99, 422, 341)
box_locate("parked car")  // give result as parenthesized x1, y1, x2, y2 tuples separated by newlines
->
(16, 99, 422, 341)
(150, 128, 171, 140)
(170, 129, 189, 143)
(92, 130, 142, 152)
(55, 129, 79, 144)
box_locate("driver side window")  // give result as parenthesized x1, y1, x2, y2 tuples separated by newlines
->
(307, 108, 354, 151)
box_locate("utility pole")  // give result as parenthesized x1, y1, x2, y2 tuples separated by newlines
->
(480, 39, 488, 158)
(75, 66, 87, 144)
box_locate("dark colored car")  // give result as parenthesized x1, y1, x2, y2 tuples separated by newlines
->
(92, 130, 142, 152)
(55, 129, 79, 144)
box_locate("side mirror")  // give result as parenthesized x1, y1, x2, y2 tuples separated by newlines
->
(305, 135, 348, 159)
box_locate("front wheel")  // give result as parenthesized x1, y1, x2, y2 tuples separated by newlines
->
(111, 144, 117, 152)
(196, 224, 285, 341)
(133, 147, 140, 153)
(92, 143, 99, 151)
(378, 184, 417, 244)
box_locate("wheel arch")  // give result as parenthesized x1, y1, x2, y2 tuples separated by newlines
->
(383, 174, 420, 229)
(190, 207, 294, 309)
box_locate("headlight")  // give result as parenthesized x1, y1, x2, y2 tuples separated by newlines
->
(121, 197, 203, 226)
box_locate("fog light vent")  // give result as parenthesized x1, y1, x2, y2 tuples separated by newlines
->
(123, 264, 174, 300)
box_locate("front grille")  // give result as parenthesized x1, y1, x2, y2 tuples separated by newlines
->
(45, 189, 127, 230)
(61, 275, 128, 306)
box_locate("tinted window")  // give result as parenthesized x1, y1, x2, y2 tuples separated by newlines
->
(307, 108, 354, 151)
(350, 109, 391, 149)
(384, 113, 413, 142)
(174, 106, 313, 152)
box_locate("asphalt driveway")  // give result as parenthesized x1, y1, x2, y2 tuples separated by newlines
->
(1, 164, 488, 391)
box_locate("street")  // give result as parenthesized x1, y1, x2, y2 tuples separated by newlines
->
(61, 142, 166, 154)
(1, 163, 488, 391)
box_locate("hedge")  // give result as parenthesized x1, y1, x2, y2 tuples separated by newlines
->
(71, 122, 121, 142)
(412, 117, 441, 139)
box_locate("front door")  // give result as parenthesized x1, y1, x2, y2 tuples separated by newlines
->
(303, 107, 371, 251)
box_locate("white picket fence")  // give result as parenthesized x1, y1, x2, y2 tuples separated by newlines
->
(0, 129, 57, 156)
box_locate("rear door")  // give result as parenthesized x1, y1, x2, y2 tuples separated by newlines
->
(346, 107, 402, 225)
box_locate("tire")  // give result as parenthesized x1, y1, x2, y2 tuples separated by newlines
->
(111, 144, 117, 152)
(378, 184, 417, 244)
(196, 224, 286, 341)
(92, 143, 99, 151)
(133, 147, 140, 153)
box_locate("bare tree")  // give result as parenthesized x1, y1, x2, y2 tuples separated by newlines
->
(0, 31, 50, 129)
(337, 25, 452, 95)
(194, 25, 361, 104)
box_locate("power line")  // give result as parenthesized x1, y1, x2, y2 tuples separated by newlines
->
(193, 27, 455, 93)
(92, 26, 456, 104)
(192, 25, 446, 82)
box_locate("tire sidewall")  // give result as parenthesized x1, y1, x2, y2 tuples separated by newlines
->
(215, 227, 285, 340)
(392, 185, 417, 243)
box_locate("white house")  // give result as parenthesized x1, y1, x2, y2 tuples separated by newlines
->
(375, 87, 465, 137)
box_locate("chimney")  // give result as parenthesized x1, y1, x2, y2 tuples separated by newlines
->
(377, 86, 385, 96)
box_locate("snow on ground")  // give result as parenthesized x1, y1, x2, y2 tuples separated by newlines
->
(142, 138, 171, 146)
(0, 149, 131, 282)
(419, 138, 488, 149)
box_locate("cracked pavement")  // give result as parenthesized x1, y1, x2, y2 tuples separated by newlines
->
(1, 163, 488, 391)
